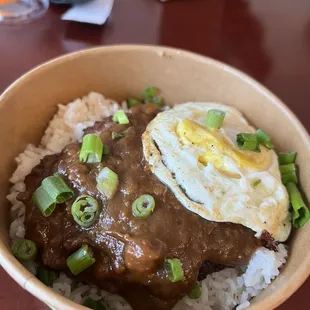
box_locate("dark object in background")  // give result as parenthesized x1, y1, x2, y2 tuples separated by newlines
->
(51, 0, 94, 5)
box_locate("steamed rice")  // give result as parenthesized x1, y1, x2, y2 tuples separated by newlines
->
(8, 92, 288, 310)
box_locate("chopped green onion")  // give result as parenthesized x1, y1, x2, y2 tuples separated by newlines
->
(280, 163, 298, 185)
(37, 268, 58, 287)
(132, 194, 155, 219)
(256, 129, 273, 149)
(252, 179, 261, 187)
(236, 133, 260, 152)
(281, 170, 298, 185)
(205, 109, 226, 129)
(112, 132, 125, 140)
(83, 297, 107, 310)
(286, 182, 310, 228)
(148, 96, 164, 106)
(142, 87, 163, 106)
(32, 186, 56, 217)
(71, 196, 99, 228)
(280, 163, 296, 175)
(96, 167, 119, 199)
(142, 87, 159, 100)
(127, 98, 141, 108)
(113, 110, 129, 125)
(67, 244, 95, 275)
(187, 282, 202, 299)
(33, 174, 73, 217)
(278, 152, 297, 165)
(102, 144, 110, 155)
(42, 174, 73, 204)
(12, 239, 37, 261)
(164, 258, 184, 282)
(79, 134, 104, 163)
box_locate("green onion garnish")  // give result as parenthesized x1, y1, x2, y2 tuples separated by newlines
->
(278, 152, 297, 165)
(32, 174, 73, 217)
(286, 182, 310, 228)
(127, 98, 141, 108)
(83, 297, 106, 310)
(280, 163, 296, 175)
(66, 244, 95, 275)
(102, 144, 110, 155)
(32, 186, 57, 217)
(112, 132, 125, 140)
(280, 164, 298, 185)
(37, 268, 58, 287)
(112, 110, 129, 125)
(252, 179, 261, 187)
(96, 167, 119, 199)
(79, 134, 104, 163)
(142, 87, 163, 106)
(236, 133, 260, 152)
(205, 109, 226, 129)
(164, 258, 185, 282)
(256, 129, 273, 149)
(187, 282, 202, 299)
(41, 174, 74, 204)
(132, 194, 155, 219)
(71, 196, 99, 228)
(142, 87, 159, 100)
(148, 96, 164, 106)
(12, 239, 37, 261)
(281, 170, 298, 185)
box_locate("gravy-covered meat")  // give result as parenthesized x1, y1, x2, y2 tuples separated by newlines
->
(20, 104, 261, 310)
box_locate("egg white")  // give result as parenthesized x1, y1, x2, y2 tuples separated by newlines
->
(142, 102, 291, 242)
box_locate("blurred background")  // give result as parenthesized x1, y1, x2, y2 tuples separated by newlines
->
(0, 0, 310, 309)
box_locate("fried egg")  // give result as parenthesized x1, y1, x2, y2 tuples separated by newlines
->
(142, 102, 291, 242)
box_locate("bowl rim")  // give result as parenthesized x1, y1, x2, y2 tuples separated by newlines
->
(0, 44, 309, 310)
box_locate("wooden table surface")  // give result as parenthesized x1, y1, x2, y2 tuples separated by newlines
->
(0, 0, 309, 309)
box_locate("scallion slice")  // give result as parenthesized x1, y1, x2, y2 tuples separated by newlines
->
(112, 132, 125, 140)
(127, 98, 141, 108)
(132, 194, 155, 219)
(164, 258, 184, 282)
(96, 167, 119, 199)
(37, 268, 58, 287)
(148, 96, 164, 106)
(281, 171, 298, 185)
(281, 170, 298, 185)
(67, 244, 95, 275)
(286, 182, 310, 228)
(236, 133, 260, 152)
(142, 87, 164, 106)
(252, 179, 261, 187)
(42, 174, 74, 204)
(278, 152, 297, 165)
(83, 297, 107, 310)
(279, 163, 296, 175)
(187, 282, 202, 299)
(79, 134, 104, 163)
(205, 109, 226, 129)
(142, 87, 159, 100)
(256, 129, 273, 149)
(32, 186, 56, 217)
(71, 196, 99, 228)
(112, 110, 129, 125)
(12, 239, 37, 261)
(102, 144, 110, 155)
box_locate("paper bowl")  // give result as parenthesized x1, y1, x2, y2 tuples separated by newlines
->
(0, 45, 309, 310)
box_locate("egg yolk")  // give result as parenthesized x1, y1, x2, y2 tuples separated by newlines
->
(176, 119, 271, 175)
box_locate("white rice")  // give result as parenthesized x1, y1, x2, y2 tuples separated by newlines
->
(174, 244, 287, 310)
(7, 93, 288, 310)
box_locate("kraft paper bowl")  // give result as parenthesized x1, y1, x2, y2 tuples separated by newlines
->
(0, 45, 309, 310)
